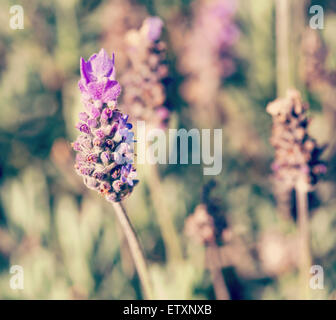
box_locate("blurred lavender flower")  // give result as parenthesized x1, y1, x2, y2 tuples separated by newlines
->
(121, 17, 170, 129)
(73, 49, 138, 202)
(184, 204, 216, 245)
(267, 89, 326, 194)
(184, 181, 230, 245)
(179, 0, 239, 126)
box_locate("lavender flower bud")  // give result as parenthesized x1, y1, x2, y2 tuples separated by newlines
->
(73, 49, 138, 202)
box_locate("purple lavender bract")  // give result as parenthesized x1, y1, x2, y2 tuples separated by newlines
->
(73, 49, 138, 202)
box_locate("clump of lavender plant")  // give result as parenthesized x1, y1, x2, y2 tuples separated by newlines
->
(72, 48, 138, 202)
(267, 89, 326, 193)
(121, 17, 170, 129)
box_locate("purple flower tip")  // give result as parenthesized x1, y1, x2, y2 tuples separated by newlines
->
(143, 17, 163, 41)
(79, 49, 121, 104)
(144, 17, 163, 41)
(80, 48, 114, 83)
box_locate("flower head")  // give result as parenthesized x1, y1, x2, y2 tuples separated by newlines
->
(184, 180, 230, 245)
(73, 49, 138, 202)
(267, 89, 326, 192)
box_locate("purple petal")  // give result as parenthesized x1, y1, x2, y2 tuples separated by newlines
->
(72, 141, 81, 151)
(78, 79, 88, 94)
(87, 82, 105, 100)
(95, 129, 105, 139)
(80, 57, 91, 84)
(90, 106, 101, 119)
(145, 17, 163, 41)
(79, 112, 89, 122)
(90, 49, 114, 79)
(101, 107, 113, 120)
(88, 119, 98, 128)
(127, 177, 134, 186)
(76, 123, 91, 134)
(102, 80, 121, 102)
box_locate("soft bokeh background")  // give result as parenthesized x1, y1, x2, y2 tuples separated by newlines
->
(0, 0, 336, 299)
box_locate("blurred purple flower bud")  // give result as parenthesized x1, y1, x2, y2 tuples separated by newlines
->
(144, 17, 163, 41)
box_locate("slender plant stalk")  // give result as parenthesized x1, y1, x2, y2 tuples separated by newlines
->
(291, 0, 307, 93)
(112, 202, 154, 300)
(295, 184, 312, 300)
(146, 163, 183, 262)
(275, 0, 291, 97)
(275, 0, 292, 220)
(206, 244, 230, 300)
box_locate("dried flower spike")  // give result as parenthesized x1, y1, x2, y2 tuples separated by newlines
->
(121, 17, 170, 129)
(267, 89, 326, 192)
(73, 49, 138, 202)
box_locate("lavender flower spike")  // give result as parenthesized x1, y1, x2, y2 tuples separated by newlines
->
(73, 49, 138, 202)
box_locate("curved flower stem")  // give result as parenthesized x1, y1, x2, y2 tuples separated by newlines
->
(296, 185, 312, 300)
(206, 244, 230, 300)
(112, 202, 154, 300)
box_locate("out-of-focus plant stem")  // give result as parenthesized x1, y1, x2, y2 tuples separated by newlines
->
(291, 0, 307, 93)
(112, 202, 154, 300)
(276, 0, 291, 97)
(206, 244, 230, 300)
(275, 0, 292, 220)
(295, 183, 311, 300)
(146, 164, 183, 262)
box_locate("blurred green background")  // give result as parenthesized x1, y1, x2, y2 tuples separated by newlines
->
(0, 0, 336, 300)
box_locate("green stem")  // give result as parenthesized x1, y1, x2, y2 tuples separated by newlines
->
(112, 202, 154, 300)
(275, 0, 291, 97)
(295, 184, 311, 300)
(206, 244, 230, 300)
